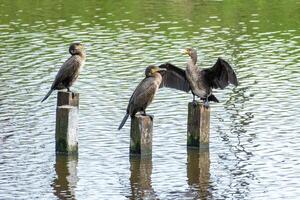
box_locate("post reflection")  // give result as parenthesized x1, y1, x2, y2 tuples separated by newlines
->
(187, 148, 211, 200)
(129, 156, 157, 200)
(52, 155, 78, 200)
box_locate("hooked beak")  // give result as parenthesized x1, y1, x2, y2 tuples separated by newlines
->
(152, 66, 166, 72)
(181, 49, 189, 55)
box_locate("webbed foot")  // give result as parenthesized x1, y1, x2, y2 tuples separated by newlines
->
(148, 114, 154, 120)
(203, 101, 209, 108)
(192, 100, 197, 107)
(203, 97, 210, 108)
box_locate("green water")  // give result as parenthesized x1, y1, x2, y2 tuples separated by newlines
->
(0, 0, 300, 199)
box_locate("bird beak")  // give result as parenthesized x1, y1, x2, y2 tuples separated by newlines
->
(151, 67, 165, 74)
(79, 44, 85, 50)
(181, 49, 189, 55)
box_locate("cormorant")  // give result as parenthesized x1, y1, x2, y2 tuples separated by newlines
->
(41, 43, 86, 102)
(118, 65, 166, 130)
(159, 48, 238, 107)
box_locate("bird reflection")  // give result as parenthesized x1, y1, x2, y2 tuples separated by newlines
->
(128, 156, 157, 200)
(187, 148, 212, 200)
(52, 155, 78, 200)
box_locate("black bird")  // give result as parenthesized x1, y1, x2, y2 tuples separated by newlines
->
(41, 43, 86, 102)
(159, 48, 238, 107)
(118, 65, 166, 130)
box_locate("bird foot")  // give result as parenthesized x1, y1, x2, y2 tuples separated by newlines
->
(192, 100, 197, 107)
(66, 88, 73, 93)
(203, 101, 210, 108)
(148, 114, 154, 120)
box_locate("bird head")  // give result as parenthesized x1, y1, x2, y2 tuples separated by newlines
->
(145, 65, 166, 77)
(182, 48, 197, 57)
(69, 43, 85, 55)
(182, 48, 197, 64)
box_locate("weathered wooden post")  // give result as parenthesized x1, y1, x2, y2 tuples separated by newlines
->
(55, 91, 79, 155)
(187, 101, 210, 149)
(130, 114, 153, 157)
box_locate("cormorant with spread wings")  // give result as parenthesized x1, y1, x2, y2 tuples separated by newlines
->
(159, 48, 238, 107)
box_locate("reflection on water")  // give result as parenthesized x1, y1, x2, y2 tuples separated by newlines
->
(52, 155, 78, 200)
(187, 149, 211, 200)
(128, 156, 157, 200)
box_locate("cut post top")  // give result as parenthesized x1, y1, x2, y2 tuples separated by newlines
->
(57, 91, 79, 107)
(133, 113, 154, 120)
(188, 101, 210, 110)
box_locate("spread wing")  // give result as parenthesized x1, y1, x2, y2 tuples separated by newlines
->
(159, 62, 190, 92)
(202, 58, 238, 89)
(51, 56, 80, 89)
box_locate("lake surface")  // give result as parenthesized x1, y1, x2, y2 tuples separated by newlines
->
(0, 0, 300, 199)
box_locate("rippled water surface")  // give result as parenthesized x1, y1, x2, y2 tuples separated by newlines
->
(0, 0, 300, 199)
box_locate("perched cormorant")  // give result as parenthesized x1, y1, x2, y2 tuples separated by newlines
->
(118, 65, 166, 130)
(41, 43, 86, 102)
(159, 48, 238, 107)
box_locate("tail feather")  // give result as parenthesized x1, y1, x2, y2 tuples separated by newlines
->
(208, 94, 219, 102)
(41, 89, 54, 102)
(118, 113, 129, 130)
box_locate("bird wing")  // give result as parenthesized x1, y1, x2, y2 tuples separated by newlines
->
(50, 56, 80, 89)
(128, 77, 158, 114)
(159, 62, 190, 92)
(202, 58, 238, 89)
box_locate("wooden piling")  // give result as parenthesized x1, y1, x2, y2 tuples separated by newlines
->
(130, 114, 153, 156)
(55, 91, 79, 155)
(187, 102, 210, 149)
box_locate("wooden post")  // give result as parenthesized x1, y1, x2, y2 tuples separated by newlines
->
(187, 102, 210, 149)
(130, 114, 153, 156)
(55, 91, 79, 155)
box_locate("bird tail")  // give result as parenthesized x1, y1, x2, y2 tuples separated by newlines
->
(208, 94, 219, 103)
(118, 113, 129, 130)
(41, 89, 54, 102)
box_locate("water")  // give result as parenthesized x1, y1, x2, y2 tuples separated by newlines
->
(0, 0, 300, 199)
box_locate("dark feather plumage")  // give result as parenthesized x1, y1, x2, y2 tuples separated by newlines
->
(41, 43, 85, 102)
(159, 63, 190, 92)
(158, 48, 238, 104)
(118, 66, 164, 130)
(202, 58, 238, 89)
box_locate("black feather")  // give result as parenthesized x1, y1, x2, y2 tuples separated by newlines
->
(159, 62, 190, 92)
(202, 58, 238, 89)
(41, 89, 54, 102)
(118, 113, 129, 130)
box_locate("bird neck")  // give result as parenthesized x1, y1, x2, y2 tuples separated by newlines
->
(187, 59, 198, 70)
(152, 73, 163, 83)
(190, 54, 197, 65)
(77, 52, 86, 60)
